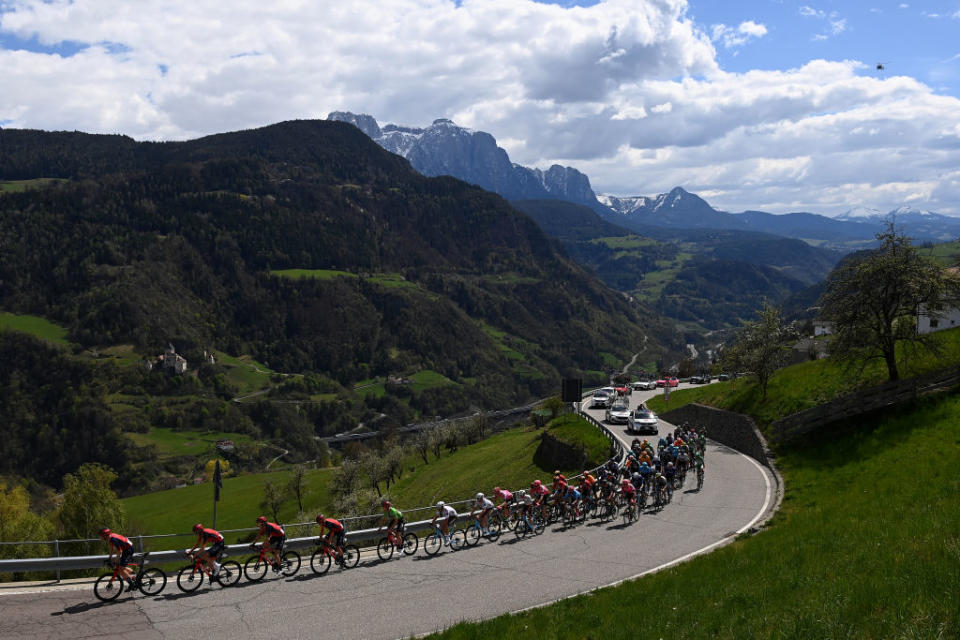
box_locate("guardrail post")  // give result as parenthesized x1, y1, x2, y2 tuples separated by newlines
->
(137, 535, 144, 555)
(54, 539, 60, 583)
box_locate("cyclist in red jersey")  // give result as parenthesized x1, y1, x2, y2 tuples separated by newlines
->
(99, 528, 136, 586)
(316, 514, 346, 561)
(251, 515, 285, 569)
(188, 523, 225, 576)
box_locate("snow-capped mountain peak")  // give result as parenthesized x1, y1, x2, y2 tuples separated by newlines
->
(836, 206, 883, 220)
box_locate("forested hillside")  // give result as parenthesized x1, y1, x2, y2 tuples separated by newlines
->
(0, 120, 670, 491)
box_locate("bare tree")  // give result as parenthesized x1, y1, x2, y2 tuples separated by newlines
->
(286, 465, 308, 514)
(259, 478, 285, 522)
(412, 429, 431, 464)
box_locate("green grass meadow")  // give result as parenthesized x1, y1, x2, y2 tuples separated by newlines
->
(0, 312, 70, 344)
(121, 415, 607, 546)
(430, 388, 960, 639)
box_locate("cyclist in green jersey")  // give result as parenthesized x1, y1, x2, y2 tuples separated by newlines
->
(377, 500, 405, 536)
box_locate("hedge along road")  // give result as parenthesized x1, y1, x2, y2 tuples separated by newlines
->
(1, 383, 775, 640)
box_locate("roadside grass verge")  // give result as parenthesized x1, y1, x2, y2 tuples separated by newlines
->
(648, 326, 960, 425)
(429, 390, 960, 639)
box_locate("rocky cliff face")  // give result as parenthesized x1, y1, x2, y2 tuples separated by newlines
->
(328, 112, 601, 206)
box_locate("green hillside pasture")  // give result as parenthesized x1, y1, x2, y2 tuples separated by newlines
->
(122, 467, 336, 547)
(918, 240, 960, 266)
(0, 178, 67, 193)
(0, 312, 69, 344)
(432, 390, 960, 639)
(381, 417, 610, 509)
(121, 417, 611, 546)
(126, 427, 256, 460)
(214, 350, 274, 395)
(648, 326, 960, 426)
(270, 268, 357, 280)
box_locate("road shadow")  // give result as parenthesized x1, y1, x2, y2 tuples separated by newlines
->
(52, 599, 124, 616)
(156, 588, 211, 601)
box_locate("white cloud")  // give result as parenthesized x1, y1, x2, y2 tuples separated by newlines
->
(710, 20, 767, 49)
(0, 0, 958, 215)
(799, 5, 847, 40)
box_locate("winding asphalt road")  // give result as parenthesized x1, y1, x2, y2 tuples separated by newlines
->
(0, 384, 775, 640)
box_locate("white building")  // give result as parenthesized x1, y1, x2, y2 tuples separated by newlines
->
(918, 302, 960, 335)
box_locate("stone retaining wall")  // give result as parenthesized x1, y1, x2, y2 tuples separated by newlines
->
(660, 403, 773, 468)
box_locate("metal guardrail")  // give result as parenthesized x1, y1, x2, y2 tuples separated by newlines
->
(0, 402, 623, 577)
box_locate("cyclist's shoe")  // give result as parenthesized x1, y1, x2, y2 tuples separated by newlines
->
(443, 537, 450, 546)
(272, 562, 281, 573)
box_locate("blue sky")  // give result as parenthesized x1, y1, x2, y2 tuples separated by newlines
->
(1, 0, 959, 215)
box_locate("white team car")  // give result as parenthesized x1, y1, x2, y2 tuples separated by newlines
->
(631, 380, 657, 391)
(605, 401, 632, 424)
(628, 408, 659, 434)
(590, 389, 612, 408)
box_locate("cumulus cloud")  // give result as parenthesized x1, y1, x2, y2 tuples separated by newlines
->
(711, 20, 767, 49)
(0, 0, 958, 215)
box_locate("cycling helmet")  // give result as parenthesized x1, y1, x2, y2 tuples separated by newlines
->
(193, 523, 203, 533)
(315, 514, 324, 524)
(493, 486, 501, 494)
(256, 515, 267, 524)
(436, 501, 445, 509)
(382, 500, 391, 508)
(517, 489, 526, 497)
(533, 479, 542, 486)
(476, 492, 485, 500)
(99, 527, 111, 538)
(667, 462, 674, 467)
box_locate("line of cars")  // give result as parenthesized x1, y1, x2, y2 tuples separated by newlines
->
(589, 385, 659, 435)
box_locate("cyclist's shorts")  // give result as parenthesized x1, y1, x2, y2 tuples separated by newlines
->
(206, 541, 225, 557)
(446, 514, 458, 526)
(119, 547, 134, 566)
(334, 530, 346, 547)
(268, 535, 285, 552)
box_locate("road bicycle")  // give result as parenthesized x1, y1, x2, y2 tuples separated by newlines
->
(244, 543, 300, 580)
(94, 552, 167, 602)
(463, 514, 501, 546)
(621, 499, 639, 525)
(513, 509, 545, 538)
(599, 496, 619, 522)
(423, 524, 466, 555)
(176, 550, 241, 592)
(561, 500, 587, 525)
(310, 539, 360, 575)
(490, 502, 519, 531)
(696, 466, 705, 490)
(376, 526, 418, 560)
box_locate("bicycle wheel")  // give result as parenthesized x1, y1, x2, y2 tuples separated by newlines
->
(342, 544, 360, 568)
(533, 515, 546, 536)
(138, 567, 167, 596)
(281, 551, 301, 576)
(464, 524, 480, 547)
(244, 556, 268, 581)
(622, 506, 634, 526)
(424, 533, 441, 556)
(377, 537, 395, 561)
(449, 530, 466, 551)
(401, 532, 419, 555)
(310, 549, 331, 575)
(486, 518, 502, 541)
(176, 566, 204, 593)
(93, 573, 124, 602)
(216, 560, 242, 587)
(514, 520, 529, 539)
